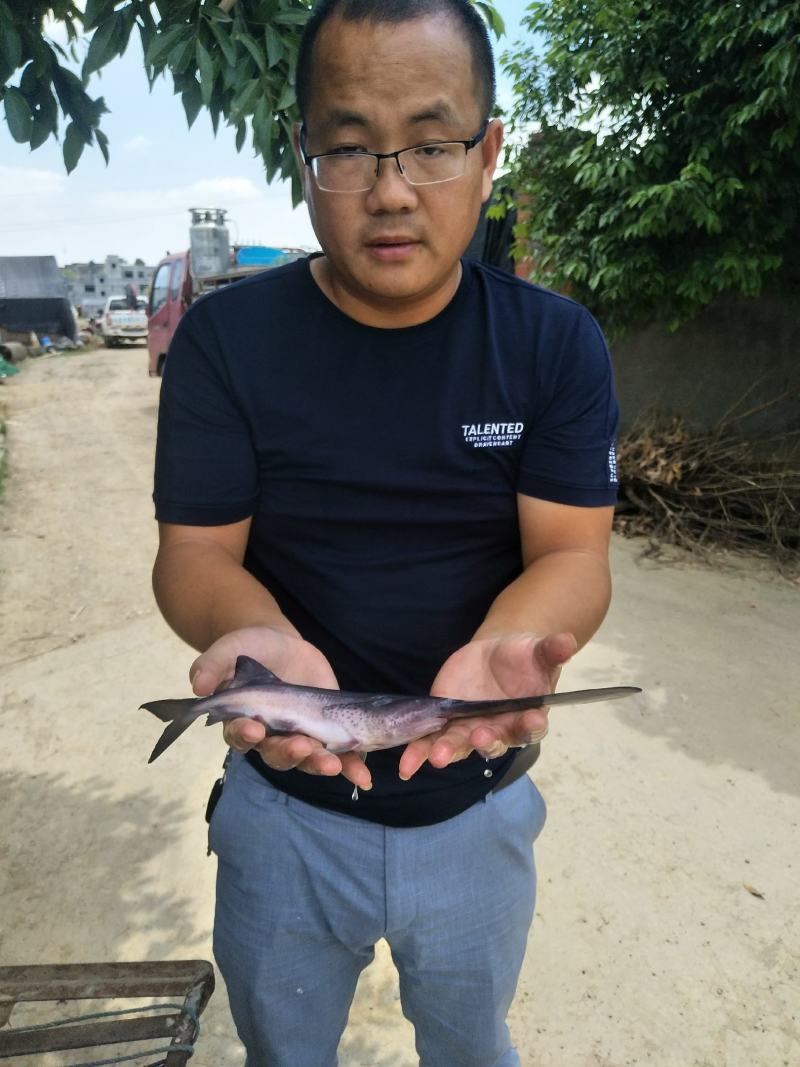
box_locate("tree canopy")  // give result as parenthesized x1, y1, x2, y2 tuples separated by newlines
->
(501, 0, 800, 335)
(0, 0, 504, 203)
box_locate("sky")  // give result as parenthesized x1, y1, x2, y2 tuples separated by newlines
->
(0, 1, 534, 268)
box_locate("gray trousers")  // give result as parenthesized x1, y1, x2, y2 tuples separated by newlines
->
(210, 752, 547, 1067)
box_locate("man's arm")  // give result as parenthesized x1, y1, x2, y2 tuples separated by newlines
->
(154, 518, 290, 652)
(153, 521, 374, 789)
(475, 496, 612, 647)
(396, 495, 614, 780)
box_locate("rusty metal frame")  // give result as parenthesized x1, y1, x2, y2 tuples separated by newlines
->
(0, 960, 214, 1065)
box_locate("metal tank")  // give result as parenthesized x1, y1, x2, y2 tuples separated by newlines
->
(188, 208, 230, 278)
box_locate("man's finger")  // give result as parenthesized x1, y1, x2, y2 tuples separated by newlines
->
(337, 751, 373, 790)
(471, 715, 549, 754)
(223, 717, 267, 752)
(427, 708, 551, 767)
(398, 733, 440, 781)
(427, 722, 478, 768)
(479, 708, 547, 748)
(254, 733, 325, 770)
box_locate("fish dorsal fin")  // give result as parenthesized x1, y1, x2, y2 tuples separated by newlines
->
(227, 655, 281, 688)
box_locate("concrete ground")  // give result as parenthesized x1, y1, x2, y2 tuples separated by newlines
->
(1, 346, 798, 1066)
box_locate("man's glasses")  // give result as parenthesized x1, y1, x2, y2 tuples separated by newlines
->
(299, 125, 488, 193)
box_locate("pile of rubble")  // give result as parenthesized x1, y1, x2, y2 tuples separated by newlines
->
(0, 324, 101, 379)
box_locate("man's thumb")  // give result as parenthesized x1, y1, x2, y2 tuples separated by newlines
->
(190, 650, 231, 696)
(536, 632, 578, 671)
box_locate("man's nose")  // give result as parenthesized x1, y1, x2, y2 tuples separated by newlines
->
(365, 155, 418, 211)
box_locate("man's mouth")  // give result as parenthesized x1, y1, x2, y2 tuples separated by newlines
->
(365, 236, 421, 260)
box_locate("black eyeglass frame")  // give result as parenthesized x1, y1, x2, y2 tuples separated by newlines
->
(299, 123, 489, 191)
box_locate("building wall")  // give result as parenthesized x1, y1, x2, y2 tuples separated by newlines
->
(61, 256, 156, 315)
(611, 293, 799, 440)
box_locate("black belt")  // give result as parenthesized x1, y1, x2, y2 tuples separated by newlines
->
(491, 743, 541, 794)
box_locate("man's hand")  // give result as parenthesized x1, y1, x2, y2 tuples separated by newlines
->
(191, 626, 372, 791)
(397, 632, 577, 781)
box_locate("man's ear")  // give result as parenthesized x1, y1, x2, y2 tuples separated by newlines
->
(481, 119, 504, 202)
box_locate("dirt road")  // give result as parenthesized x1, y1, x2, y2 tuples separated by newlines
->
(1, 347, 798, 1066)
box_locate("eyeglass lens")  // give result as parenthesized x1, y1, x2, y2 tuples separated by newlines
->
(314, 143, 468, 191)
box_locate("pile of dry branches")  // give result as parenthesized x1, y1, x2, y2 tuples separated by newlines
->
(614, 394, 800, 569)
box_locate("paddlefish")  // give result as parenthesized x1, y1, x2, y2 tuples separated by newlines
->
(141, 654, 641, 763)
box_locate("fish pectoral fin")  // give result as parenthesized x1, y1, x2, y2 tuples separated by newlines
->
(325, 736, 363, 754)
(204, 704, 253, 726)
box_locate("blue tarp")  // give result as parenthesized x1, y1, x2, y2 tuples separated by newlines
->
(234, 246, 294, 267)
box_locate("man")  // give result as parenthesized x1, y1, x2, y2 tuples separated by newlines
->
(151, 1, 619, 1064)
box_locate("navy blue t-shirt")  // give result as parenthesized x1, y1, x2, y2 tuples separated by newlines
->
(153, 256, 619, 827)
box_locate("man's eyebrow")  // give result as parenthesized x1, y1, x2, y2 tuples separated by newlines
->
(320, 103, 460, 132)
(408, 103, 459, 125)
(322, 109, 370, 132)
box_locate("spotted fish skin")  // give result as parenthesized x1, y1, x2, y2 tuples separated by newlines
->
(140, 655, 641, 762)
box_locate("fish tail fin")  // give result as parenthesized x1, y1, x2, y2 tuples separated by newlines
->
(441, 695, 547, 719)
(140, 697, 200, 763)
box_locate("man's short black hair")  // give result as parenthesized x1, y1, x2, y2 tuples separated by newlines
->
(296, 0, 496, 124)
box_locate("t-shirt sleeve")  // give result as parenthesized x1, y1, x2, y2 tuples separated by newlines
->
(153, 303, 258, 525)
(517, 306, 619, 506)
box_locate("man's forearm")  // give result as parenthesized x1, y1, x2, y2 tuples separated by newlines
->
(473, 549, 611, 650)
(153, 541, 298, 652)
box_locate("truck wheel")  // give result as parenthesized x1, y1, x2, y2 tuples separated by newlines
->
(103, 336, 115, 348)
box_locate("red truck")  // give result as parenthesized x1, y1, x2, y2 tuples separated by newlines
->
(146, 246, 306, 377)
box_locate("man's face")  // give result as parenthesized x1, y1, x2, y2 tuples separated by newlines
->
(297, 12, 502, 320)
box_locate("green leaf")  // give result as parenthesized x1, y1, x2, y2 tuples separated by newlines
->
(209, 83, 224, 135)
(474, 2, 505, 38)
(231, 77, 262, 121)
(204, 4, 233, 22)
(83, 0, 114, 32)
(235, 120, 246, 152)
(36, 84, 58, 128)
(237, 32, 268, 73)
(3, 87, 33, 143)
(20, 62, 39, 97)
(276, 82, 295, 112)
(84, 16, 119, 76)
(144, 25, 187, 69)
(95, 127, 110, 164)
(29, 112, 52, 150)
(196, 39, 216, 106)
(0, 23, 22, 81)
(181, 79, 203, 127)
(265, 27, 282, 69)
(171, 36, 197, 74)
(253, 94, 272, 154)
(210, 18, 238, 68)
(63, 120, 86, 174)
(273, 10, 311, 25)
